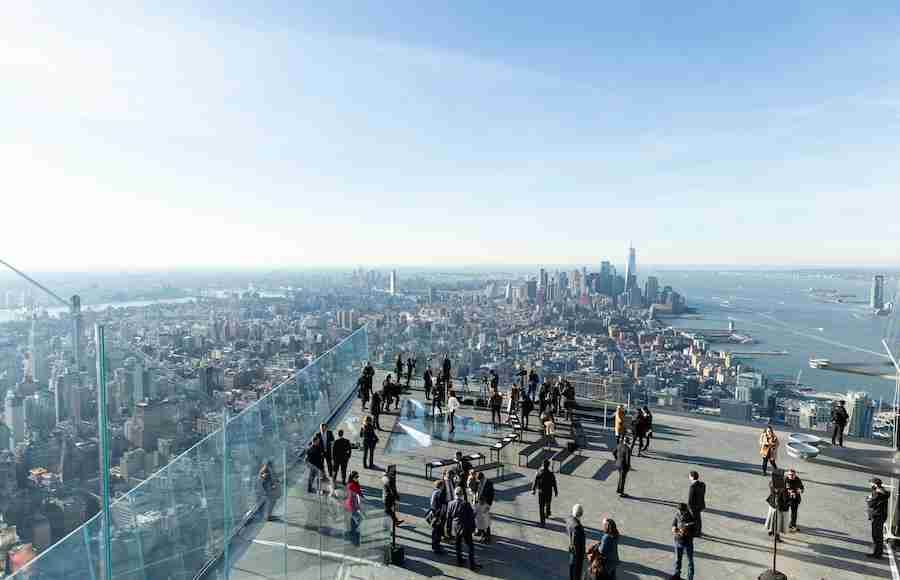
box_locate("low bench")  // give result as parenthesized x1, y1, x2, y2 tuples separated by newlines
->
(470, 461, 505, 479)
(518, 437, 547, 467)
(489, 433, 519, 463)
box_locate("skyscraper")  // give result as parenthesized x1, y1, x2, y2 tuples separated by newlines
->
(847, 392, 875, 438)
(389, 270, 397, 295)
(625, 244, 637, 291)
(71, 295, 84, 372)
(539, 268, 548, 290)
(644, 276, 660, 305)
(871, 275, 885, 310)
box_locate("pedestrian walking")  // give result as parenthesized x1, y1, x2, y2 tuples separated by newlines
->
(357, 374, 370, 410)
(614, 437, 632, 497)
(641, 406, 653, 452)
(424, 367, 433, 400)
(867, 477, 890, 558)
(831, 400, 849, 446)
(531, 459, 559, 527)
(395, 354, 404, 387)
(785, 468, 804, 532)
(446, 487, 480, 570)
(370, 390, 383, 430)
(429, 479, 447, 553)
(528, 368, 539, 400)
(765, 480, 789, 542)
(332, 429, 352, 484)
(489, 387, 503, 427)
(345, 471, 363, 546)
(687, 471, 706, 537)
(360, 416, 378, 469)
(630, 408, 648, 456)
(475, 472, 494, 543)
(447, 390, 461, 433)
(672, 503, 696, 580)
(759, 425, 779, 475)
(614, 406, 626, 444)
(566, 504, 586, 580)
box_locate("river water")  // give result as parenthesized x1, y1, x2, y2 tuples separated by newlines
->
(0, 297, 196, 323)
(650, 270, 896, 401)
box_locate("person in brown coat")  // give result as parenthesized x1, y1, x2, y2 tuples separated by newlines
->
(758, 425, 779, 476)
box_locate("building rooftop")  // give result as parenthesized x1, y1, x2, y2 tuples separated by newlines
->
(226, 375, 897, 580)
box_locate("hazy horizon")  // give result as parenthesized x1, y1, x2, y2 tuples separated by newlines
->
(3, 2, 899, 270)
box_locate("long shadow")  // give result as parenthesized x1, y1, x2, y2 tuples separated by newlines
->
(703, 506, 766, 525)
(400, 543, 467, 579)
(625, 496, 679, 509)
(648, 451, 760, 475)
(776, 545, 892, 578)
(559, 454, 590, 475)
(592, 460, 617, 482)
(808, 456, 896, 479)
(803, 478, 869, 493)
(494, 481, 536, 502)
(802, 526, 872, 548)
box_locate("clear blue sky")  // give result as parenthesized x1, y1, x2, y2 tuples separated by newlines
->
(3, 2, 899, 270)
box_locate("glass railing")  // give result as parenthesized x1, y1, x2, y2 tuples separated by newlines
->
(7, 325, 383, 580)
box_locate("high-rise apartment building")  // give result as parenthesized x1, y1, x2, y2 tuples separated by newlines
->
(625, 245, 637, 291)
(847, 391, 875, 438)
(3, 392, 24, 447)
(871, 275, 885, 310)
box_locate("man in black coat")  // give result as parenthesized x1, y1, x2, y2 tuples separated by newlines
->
(687, 470, 707, 537)
(446, 488, 480, 570)
(370, 390, 383, 430)
(615, 437, 632, 497)
(429, 480, 447, 554)
(831, 400, 849, 446)
(520, 394, 534, 431)
(867, 477, 890, 558)
(314, 423, 334, 478)
(306, 438, 324, 493)
(785, 468, 804, 532)
(442, 355, 453, 386)
(332, 429, 352, 485)
(475, 472, 495, 542)
(566, 504, 586, 580)
(424, 367, 433, 400)
(531, 459, 559, 527)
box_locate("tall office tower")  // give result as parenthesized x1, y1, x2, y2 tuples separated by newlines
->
(557, 271, 568, 294)
(71, 295, 84, 372)
(598, 261, 612, 296)
(389, 270, 398, 295)
(539, 268, 548, 290)
(132, 363, 145, 403)
(3, 392, 25, 447)
(526, 280, 538, 301)
(570, 269, 583, 295)
(625, 244, 637, 290)
(644, 276, 660, 305)
(847, 392, 875, 438)
(871, 275, 885, 310)
(504, 282, 512, 301)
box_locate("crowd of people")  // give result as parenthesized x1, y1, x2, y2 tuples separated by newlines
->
(258, 356, 890, 579)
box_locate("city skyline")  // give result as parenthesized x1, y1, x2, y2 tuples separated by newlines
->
(3, 2, 900, 270)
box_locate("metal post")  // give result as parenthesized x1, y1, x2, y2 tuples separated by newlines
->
(223, 408, 231, 580)
(95, 324, 114, 580)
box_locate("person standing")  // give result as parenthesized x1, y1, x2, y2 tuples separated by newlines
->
(446, 487, 480, 570)
(765, 480, 789, 542)
(442, 355, 452, 386)
(490, 369, 499, 393)
(358, 374, 370, 410)
(314, 423, 335, 479)
(307, 437, 325, 493)
(447, 390, 461, 433)
(431, 379, 444, 418)
(452, 450, 473, 495)
(538, 380, 550, 415)
(785, 469, 804, 532)
(520, 393, 534, 431)
(332, 429, 352, 485)
(395, 354, 404, 388)
(508, 383, 521, 422)
(562, 380, 575, 421)
(614, 406, 626, 444)
(429, 479, 447, 554)
(552, 379, 563, 414)
(831, 400, 849, 447)
(527, 369, 539, 400)
(531, 459, 559, 527)
(360, 416, 378, 469)
(489, 387, 503, 427)
(672, 503, 696, 580)
(599, 518, 620, 580)
(406, 357, 415, 387)
(687, 471, 706, 537)
(641, 406, 654, 452)
(759, 425, 779, 475)
(867, 477, 890, 558)
(259, 462, 278, 521)
(423, 367, 433, 400)
(629, 409, 647, 456)
(566, 504, 586, 580)
(475, 472, 494, 543)
(382, 471, 404, 527)
(345, 471, 363, 546)
(370, 390, 383, 430)
(615, 436, 632, 498)
(363, 361, 375, 399)
(381, 374, 393, 412)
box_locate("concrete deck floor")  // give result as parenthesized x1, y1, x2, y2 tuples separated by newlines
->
(228, 380, 896, 580)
